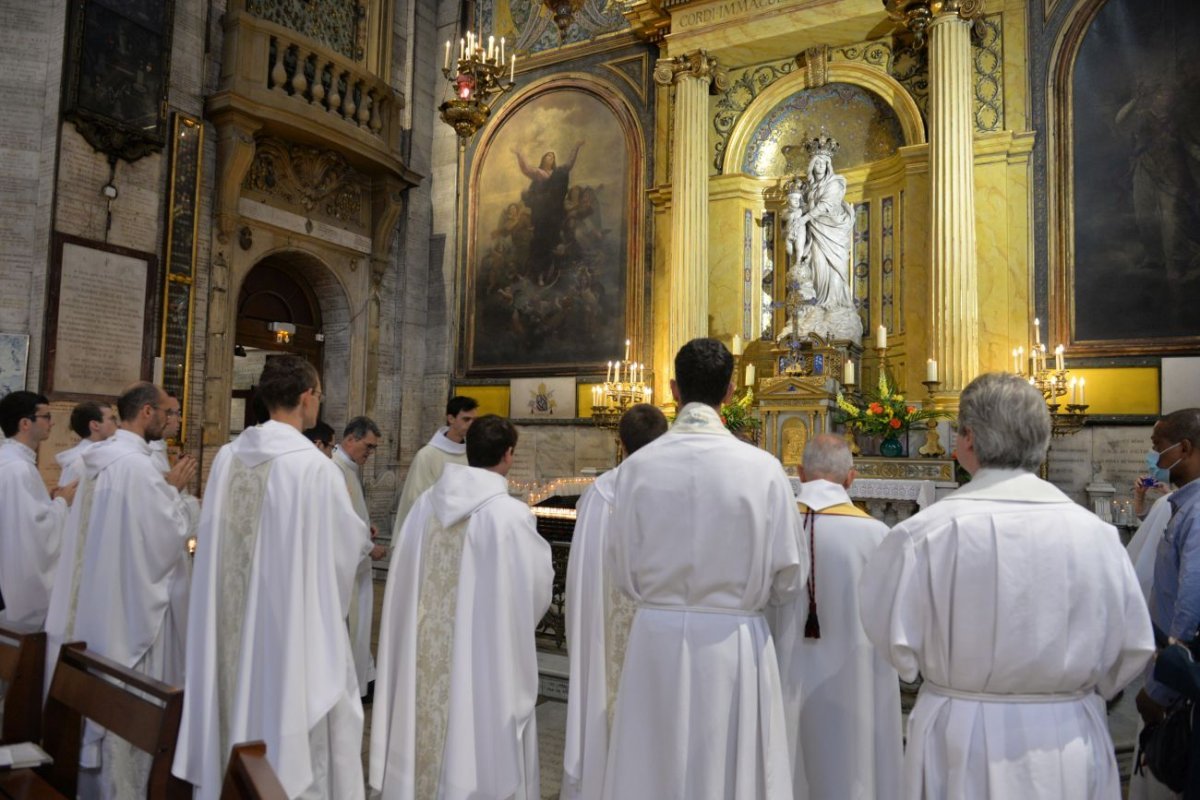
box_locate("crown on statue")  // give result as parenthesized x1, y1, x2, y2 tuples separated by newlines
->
(782, 174, 804, 195)
(803, 134, 840, 160)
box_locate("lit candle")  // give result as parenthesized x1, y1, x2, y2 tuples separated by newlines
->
(1055, 344, 1064, 372)
(1016, 346, 1024, 377)
(731, 334, 743, 356)
(1078, 378, 1085, 404)
(444, 40, 451, 70)
(488, 35, 494, 61)
(510, 54, 516, 82)
(843, 359, 855, 385)
(1034, 317, 1041, 346)
(1069, 377, 1077, 404)
(1011, 348, 1019, 374)
(926, 359, 938, 383)
(646, 387, 653, 403)
(745, 364, 756, 386)
(624, 339, 631, 362)
(459, 37, 465, 60)
(876, 325, 887, 349)
(500, 37, 505, 64)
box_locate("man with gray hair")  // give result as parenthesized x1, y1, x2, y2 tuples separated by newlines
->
(860, 372, 1154, 799)
(768, 433, 901, 800)
(332, 415, 389, 699)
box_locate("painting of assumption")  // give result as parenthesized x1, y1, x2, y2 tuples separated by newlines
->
(1071, 0, 1200, 345)
(468, 87, 632, 373)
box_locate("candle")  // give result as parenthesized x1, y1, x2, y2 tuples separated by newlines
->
(1069, 377, 1077, 404)
(1034, 317, 1041, 345)
(745, 364, 756, 386)
(1078, 378, 1085, 405)
(500, 37, 505, 64)
(1055, 344, 1064, 372)
(605, 361, 612, 384)
(459, 37, 465, 60)
(646, 387, 652, 403)
(1016, 346, 1024, 377)
(876, 325, 887, 349)
(510, 54, 516, 82)
(843, 360, 855, 385)
(926, 359, 938, 383)
(624, 339, 631, 362)
(444, 40, 451, 70)
(731, 334, 743, 356)
(488, 35, 494, 60)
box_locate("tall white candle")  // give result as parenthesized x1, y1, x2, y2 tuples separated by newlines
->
(745, 364, 756, 386)
(1069, 377, 1077, 404)
(606, 361, 613, 384)
(1016, 346, 1024, 376)
(844, 360, 855, 385)
(876, 325, 887, 349)
(444, 41, 451, 70)
(1034, 317, 1041, 345)
(926, 359, 938, 383)
(731, 334, 743, 356)
(1078, 378, 1086, 404)
(1055, 344, 1064, 372)
(646, 387, 652, 403)
(510, 54, 516, 82)
(500, 37, 505, 64)
(624, 339, 631, 363)
(488, 35, 494, 60)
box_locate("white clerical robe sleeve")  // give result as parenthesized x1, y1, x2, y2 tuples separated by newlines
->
(1100, 551, 1157, 699)
(0, 465, 67, 626)
(768, 470, 806, 605)
(859, 527, 923, 683)
(392, 448, 440, 537)
(442, 504, 552, 800)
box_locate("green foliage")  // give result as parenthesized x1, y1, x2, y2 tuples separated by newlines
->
(834, 373, 949, 438)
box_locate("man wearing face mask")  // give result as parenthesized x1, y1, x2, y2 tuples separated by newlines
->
(1137, 407, 1200, 727)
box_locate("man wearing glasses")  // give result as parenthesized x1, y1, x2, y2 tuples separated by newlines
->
(0, 390, 77, 627)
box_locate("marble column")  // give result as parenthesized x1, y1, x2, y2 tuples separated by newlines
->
(654, 51, 726, 364)
(927, 4, 980, 405)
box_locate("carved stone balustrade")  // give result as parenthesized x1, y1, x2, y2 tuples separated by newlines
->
(209, 9, 414, 181)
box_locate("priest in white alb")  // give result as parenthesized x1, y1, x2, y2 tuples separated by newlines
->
(370, 414, 553, 800)
(331, 415, 390, 697)
(391, 395, 477, 536)
(0, 391, 75, 628)
(55, 401, 117, 487)
(173, 356, 371, 800)
(860, 372, 1155, 799)
(561, 403, 667, 800)
(603, 338, 805, 800)
(767, 433, 901, 800)
(71, 382, 199, 798)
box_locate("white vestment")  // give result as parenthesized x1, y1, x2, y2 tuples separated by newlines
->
(56, 438, 97, 487)
(603, 403, 805, 800)
(860, 468, 1155, 800)
(333, 445, 377, 694)
(560, 468, 636, 800)
(391, 428, 467, 538)
(369, 463, 553, 800)
(172, 421, 370, 800)
(766, 479, 902, 800)
(70, 429, 199, 797)
(0, 440, 68, 627)
(1128, 493, 1175, 603)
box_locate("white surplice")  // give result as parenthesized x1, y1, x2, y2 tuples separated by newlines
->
(56, 438, 97, 487)
(603, 403, 805, 800)
(0, 439, 68, 627)
(333, 445, 377, 694)
(172, 421, 370, 800)
(369, 463, 553, 800)
(767, 479, 901, 800)
(391, 427, 467, 539)
(860, 468, 1155, 800)
(560, 468, 636, 800)
(1128, 493, 1174, 603)
(70, 429, 199, 798)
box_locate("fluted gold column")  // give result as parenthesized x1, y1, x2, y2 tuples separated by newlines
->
(926, 2, 983, 405)
(655, 51, 726, 363)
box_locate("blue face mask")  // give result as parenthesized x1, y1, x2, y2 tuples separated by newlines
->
(1146, 441, 1183, 485)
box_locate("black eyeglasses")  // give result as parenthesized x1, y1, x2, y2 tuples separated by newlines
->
(27, 413, 52, 422)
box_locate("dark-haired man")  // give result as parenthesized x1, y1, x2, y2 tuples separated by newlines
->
(561, 403, 668, 800)
(370, 415, 552, 799)
(70, 381, 200, 796)
(391, 395, 479, 536)
(148, 391, 182, 474)
(55, 400, 117, 486)
(0, 391, 75, 627)
(602, 338, 805, 799)
(303, 420, 336, 457)
(174, 356, 371, 800)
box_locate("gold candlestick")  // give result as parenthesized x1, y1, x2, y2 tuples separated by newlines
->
(918, 379, 946, 457)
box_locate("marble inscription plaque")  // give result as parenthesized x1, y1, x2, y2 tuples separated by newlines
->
(52, 242, 148, 396)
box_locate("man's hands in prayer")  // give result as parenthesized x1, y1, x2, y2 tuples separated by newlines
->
(52, 480, 79, 505)
(1136, 687, 1167, 726)
(167, 454, 198, 491)
(370, 544, 390, 561)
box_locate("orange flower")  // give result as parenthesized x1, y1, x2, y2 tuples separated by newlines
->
(906, 406, 917, 415)
(889, 417, 902, 429)
(869, 402, 884, 414)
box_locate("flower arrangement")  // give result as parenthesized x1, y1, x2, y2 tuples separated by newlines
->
(835, 374, 946, 439)
(720, 387, 761, 442)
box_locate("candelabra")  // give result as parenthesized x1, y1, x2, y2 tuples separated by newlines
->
(439, 31, 517, 144)
(1012, 320, 1088, 438)
(917, 380, 947, 457)
(591, 342, 651, 429)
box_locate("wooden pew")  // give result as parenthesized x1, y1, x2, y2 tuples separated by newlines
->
(32, 642, 190, 799)
(220, 741, 288, 800)
(0, 622, 45, 745)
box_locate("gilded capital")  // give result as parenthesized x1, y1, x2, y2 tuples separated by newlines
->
(883, 0, 985, 46)
(654, 50, 729, 92)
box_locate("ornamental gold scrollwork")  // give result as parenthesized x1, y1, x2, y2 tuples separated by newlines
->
(654, 51, 729, 93)
(884, 0, 986, 46)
